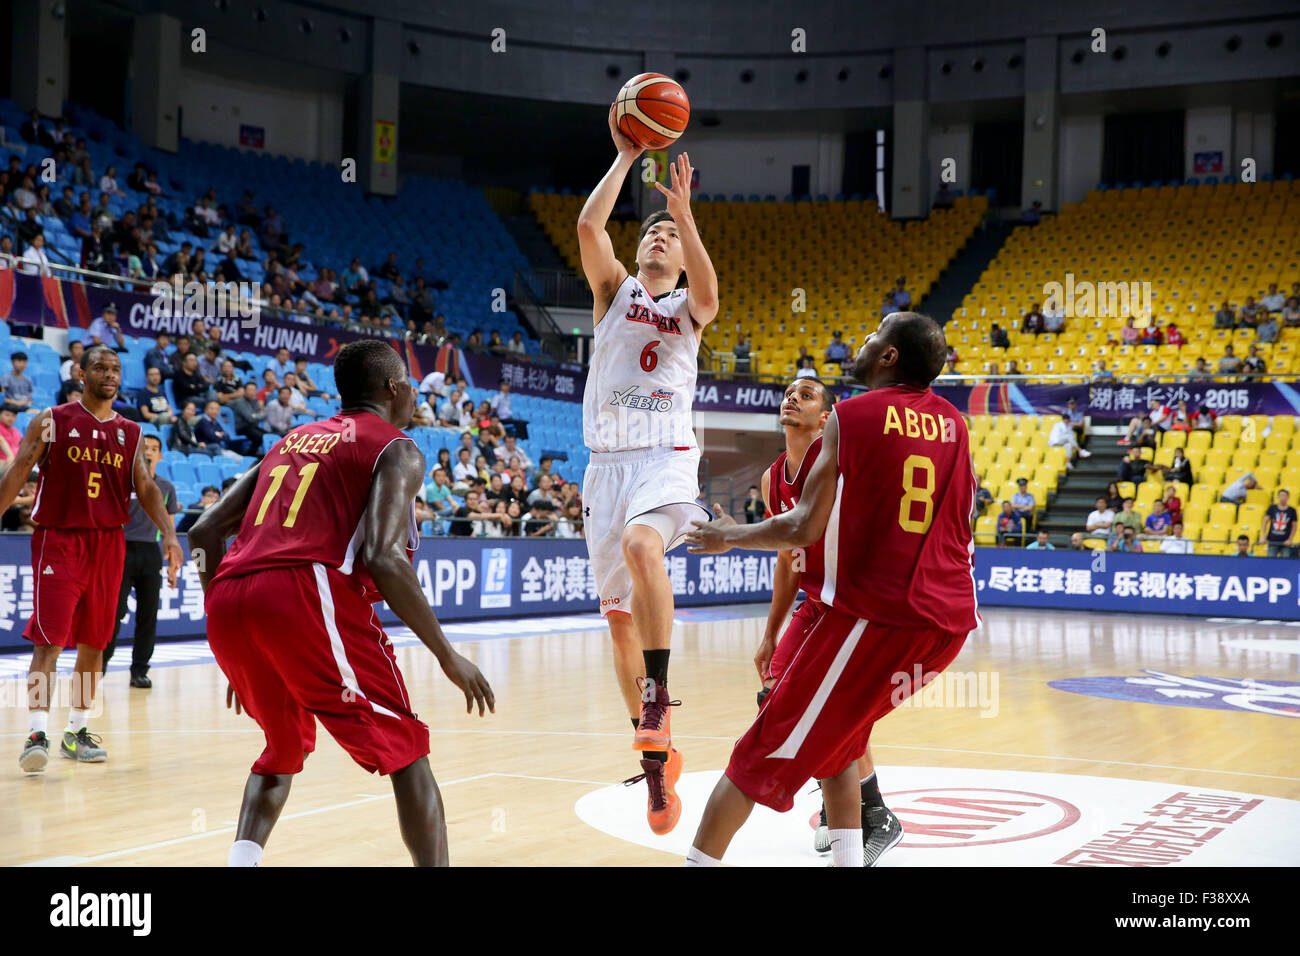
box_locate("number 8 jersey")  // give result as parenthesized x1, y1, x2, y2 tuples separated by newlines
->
(582, 275, 699, 453)
(213, 411, 418, 602)
(823, 385, 980, 633)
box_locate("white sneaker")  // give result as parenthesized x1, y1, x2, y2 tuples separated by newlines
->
(1078, 449, 1092, 458)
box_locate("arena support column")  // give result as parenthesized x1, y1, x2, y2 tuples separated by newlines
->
(890, 47, 929, 220)
(356, 17, 400, 198)
(9, 0, 67, 119)
(130, 13, 181, 152)
(1020, 36, 1059, 212)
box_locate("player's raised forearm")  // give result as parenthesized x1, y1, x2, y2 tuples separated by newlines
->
(578, 152, 636, 233)
(678, 213, 718, 316)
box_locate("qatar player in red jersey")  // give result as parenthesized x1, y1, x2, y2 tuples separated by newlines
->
(685, 313, 979, 867)
(0, 345, 183, 773)
(189, 340, 494, 867)
(754, 376, 901, 863)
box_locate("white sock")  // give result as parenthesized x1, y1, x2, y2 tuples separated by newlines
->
(66, 709, 88, 734)
(30, 711, 49, 735)
(830, 829, 863, 868)
(228, 840, 263, 867)
(684, 846, 721, 867)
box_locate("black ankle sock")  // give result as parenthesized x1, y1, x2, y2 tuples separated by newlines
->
(643, 649, 670, 688)
(631, 717, 639, 731)
(644, 751, 667, 764)
(860, 771, 884, 808)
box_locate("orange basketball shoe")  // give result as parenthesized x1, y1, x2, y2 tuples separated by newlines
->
(665, 746, 683, 790)
(633, 678, 678, 752)
(625, 756, 682, 835)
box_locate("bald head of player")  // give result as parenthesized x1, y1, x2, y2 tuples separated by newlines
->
(851, 312, 948, 390)
(334, 339, 417, 429)
(636, 210, 685, 284)
(79, 344, 122, 403)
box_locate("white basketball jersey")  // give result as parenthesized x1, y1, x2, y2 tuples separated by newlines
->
(583, 275, 699, 454)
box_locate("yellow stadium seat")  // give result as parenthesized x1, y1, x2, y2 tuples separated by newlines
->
(1161, 430, 1187, 449)
(974, 516, 997, 546)
(1186, 431, 1213, 453)
(1117, 481, 1137, 500)
(1208, 503, 1238, 526)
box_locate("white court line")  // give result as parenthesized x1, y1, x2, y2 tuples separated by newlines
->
(13, 772, 613, 867)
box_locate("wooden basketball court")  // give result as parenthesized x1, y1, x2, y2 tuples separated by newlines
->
(3, 605, 1297, 867)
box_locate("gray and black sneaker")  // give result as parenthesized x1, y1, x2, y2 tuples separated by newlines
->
(61, 728, 107, 763)
(19, 732, 49, 773)
(861, 805, 904, 866)
(813, 804, 831, 853)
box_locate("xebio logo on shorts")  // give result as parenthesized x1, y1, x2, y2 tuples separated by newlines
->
(609, 386, 674, 413)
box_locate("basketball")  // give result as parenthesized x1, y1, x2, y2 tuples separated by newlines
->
(614, 73, 690, 150)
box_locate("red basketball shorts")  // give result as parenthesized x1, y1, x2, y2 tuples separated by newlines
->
(727, 604, 968, 812)
(766, 598, 825, 683)
(24, 526, 126, 650)
(206, 563, 429, 776)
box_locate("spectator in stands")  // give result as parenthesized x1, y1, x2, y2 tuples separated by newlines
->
(10, 175, 37, 211)
(1118, 445, 1152, 483)
(490, 380, 513, 421)
(169, 401, 212, 457)
(1112, 498, 1143, 542)
(216, 249, 243, 283)
(1214, 300, 1236, 329)
(1021, 304, 1044, 336)
(1011, 478, 1036, 527)
(996, 501, 1022, 547)
(1220, 472, 1257, 505)
(281, 373, 317, 416)
(173, 352, 211, 409)
(0, 407, 23, 466)
(508, 331, 526, 355)
(259, 206, 285, 249)
(143, 333, 172, 382)
(556, 500, 584, 539)
(1260, 283, 1285, 314)
(1164, 447, 1194, 486)
(497, 435, 531, 473)
(975, 475, 994, 515)
(1042, 300, 1065, 335)
(1091, 359, 1116, 383)
(254, 368, 278, 403)
(452, 447, 476, 485)
(1111, 524, 1142, 554)
(1022, 200, 1043, 225)
(99, 165, 126, 197)
(1005, 359, 1021, 377)
(1070, 532, 1086, 550)
(1164, 322, 1184, 347)
(58, 340, 84, 384)
(1161, 484, 1183, 525)
(1, 353, 34, 411)
(1143, 500, 1172, 538)
(880, 294, 896, 320)
(162, 241, 191, 277)
(231, 383, 267, 451)
(198, 346, 223, 383)
(1232, 534, 1252, 557)
(1190, 357, 1213, 382)
(1120, 398, 1172, 445)
(945, 344, 959, 370)
(177, 486, 221, 534)
(265, 387, 296, 436)
(269, 347, 294, 382)
(423, 467, 456, 521)
(1119, 317, 1140, 345)
(19, 109, 46, 145)
(932, 183, 954, 210)
(1283, 296, 1300, 328)
(235, 229, 258, 261)
(1025, 530, 1053, 550)
(743, 485, 765, 523)
(1255, 315, 1279, 345)
(0, 235, 12, 267)
(1048, 414, 1090, 468)
(1138, 323, 1162, 346)
(214, 360, 244, 406)
(1104, 482, 1123, 512)
(292, 357, 335, 401)
(824, 331, 850, 372)
(1086, 497, 1116, 537)
(1167, 399, 1192, 432)
(1261, 489, 1297, 558)
(195, 400, 241, 458)
(1218, 345, 1242, 374)
(436, 388, 461, 426)
(1159, 523, 1193, 554)
(18, 233, 50, 275)
(137, 367, 175, 425)
(892, 279, 911, 310)
(1243, 344, 1268, 377)
(1191, 404, 1217, 431)
(1065, 396, 1087, 446)
(86, 303, 126, 350)
(448, 490, 481, 537)
(524, 501, 557, 538)
(1238, 297, 1262, 328)
(54, 186, 77, 219)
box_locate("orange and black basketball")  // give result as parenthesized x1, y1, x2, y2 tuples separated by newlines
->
(613, 73, 690, 150)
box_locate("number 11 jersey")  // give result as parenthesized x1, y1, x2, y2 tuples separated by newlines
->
(212, 411, 418, 602)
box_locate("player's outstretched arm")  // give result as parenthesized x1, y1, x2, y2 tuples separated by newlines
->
(189, 464, 261, 590)
(0, 410, 50, 514)
(133, 449, 185, 587)
(688, 413, 840, 554)
(655, 153, 718, 327)
(756, 469, 798, 680)
(364, 440, 495, 717)
(576, 106, 638, 319)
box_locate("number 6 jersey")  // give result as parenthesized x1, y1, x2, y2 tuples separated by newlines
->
(212, 411, 418, 602)
(823, 385, 980, 633)
(582, 275, 699, 454)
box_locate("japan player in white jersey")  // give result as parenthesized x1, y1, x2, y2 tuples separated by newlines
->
(576, 107, 719, 835)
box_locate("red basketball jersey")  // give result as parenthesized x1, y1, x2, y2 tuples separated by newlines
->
(768, 436, 825, 599)
(818, 386, 979, 632)
(212, 412, 418, 601)
(31, 402, 140, 530)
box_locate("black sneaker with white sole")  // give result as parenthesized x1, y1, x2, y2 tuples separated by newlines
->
(861, 805, 903, 866)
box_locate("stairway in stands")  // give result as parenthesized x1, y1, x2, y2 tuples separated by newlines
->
(500, 214, 570, 273)
(924, 221, 1016, 325)
(1036, 424, 1126, 542)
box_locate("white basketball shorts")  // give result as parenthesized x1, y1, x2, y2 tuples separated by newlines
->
(582, 446, 711, 617)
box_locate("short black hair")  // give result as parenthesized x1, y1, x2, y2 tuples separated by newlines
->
(142, 434, 162, 450)
(637, 209, 676, 246)
(10, 351, 26, 362)
(80, 344, 117, 370)
(788, 376, 836, 413)
(879, 312, 947, 386)
(1238, 534, 1250, 543)
(201, 485, 220, 496)
(334, 339, 405, 407)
